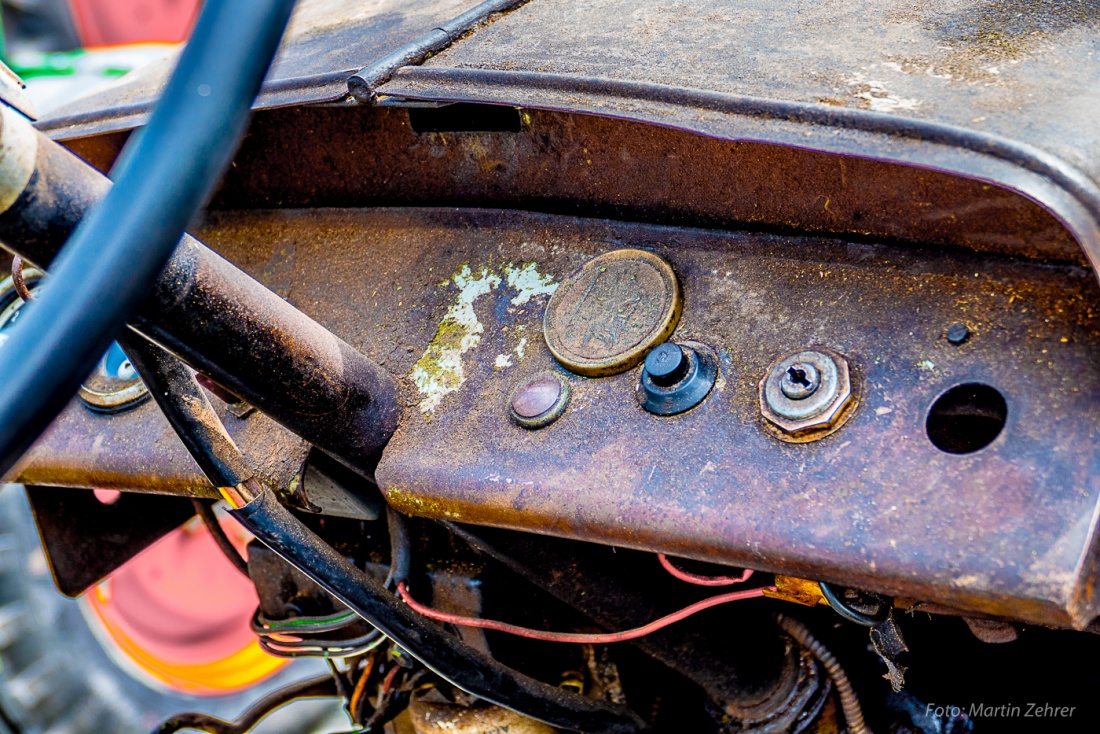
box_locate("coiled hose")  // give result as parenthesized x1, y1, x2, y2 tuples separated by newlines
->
(775, 613, 872, 734)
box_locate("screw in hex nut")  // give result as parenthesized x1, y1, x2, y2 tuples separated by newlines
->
(510, 373, 571, 429)
(946, 323, 970, 345)
(760, 348, 856, 441)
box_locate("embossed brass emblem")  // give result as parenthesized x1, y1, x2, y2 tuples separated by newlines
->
(543, 249, 681, 376)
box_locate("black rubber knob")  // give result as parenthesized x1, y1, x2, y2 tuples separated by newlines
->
(645, 343, 690, 386)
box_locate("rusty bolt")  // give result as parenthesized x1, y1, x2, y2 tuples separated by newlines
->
(510, 373, 570, 429)
(946, 323, 970, 345)
(760, 348, 855, 440)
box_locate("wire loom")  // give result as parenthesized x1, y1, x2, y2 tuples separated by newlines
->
(122, 335, 645, 732)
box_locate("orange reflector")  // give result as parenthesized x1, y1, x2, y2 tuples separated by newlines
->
(83, 511, 287, 695)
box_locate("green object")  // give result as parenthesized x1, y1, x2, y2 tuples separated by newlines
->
(8, 49, 85, 79)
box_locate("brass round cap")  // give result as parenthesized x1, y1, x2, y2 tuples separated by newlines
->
(543, 249, 681, 376)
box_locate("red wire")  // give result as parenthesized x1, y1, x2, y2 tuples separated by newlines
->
(397, 581, 770, 644)
(379, 665, 401, 697)
(657, 553, 753, 586)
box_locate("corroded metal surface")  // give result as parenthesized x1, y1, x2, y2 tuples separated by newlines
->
(36, 1, 1100, 276)
(208, 106, 1084, 267)
(409, 699, 556, 734)
(139, 204, 1100, 629)
(377, 0, 1100, 277)
(4, 393, 309, 499)
(16, 201, 1100, 627)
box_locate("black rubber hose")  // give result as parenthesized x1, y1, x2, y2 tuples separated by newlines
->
(0, 0, 297, 478)
(231, 491, 646, 734)
(117, 332, 253, 489)
(121, 310, 643, 732)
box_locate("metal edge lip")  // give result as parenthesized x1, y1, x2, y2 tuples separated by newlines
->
(377, 66, 1100, 282)
(35, 71, 353, 139)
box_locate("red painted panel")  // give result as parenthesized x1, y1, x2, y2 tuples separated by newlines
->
(68, 0, 201, 47)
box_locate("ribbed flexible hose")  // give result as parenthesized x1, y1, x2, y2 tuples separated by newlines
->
(775, 613, 871, 734)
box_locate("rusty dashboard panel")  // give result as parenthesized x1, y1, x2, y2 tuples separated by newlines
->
(4, 391, 309, 499)
(154, 205, 1100, 631)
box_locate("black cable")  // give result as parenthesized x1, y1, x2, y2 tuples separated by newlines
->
(818, 582, 881, 627)
(152, 675, 338, 734)
(385, 507, 411, 588)
(192, 498, 251, 577)
(0, 0, 296, 478)
(231, 491, 645, 733)
(125, 335, 643, 731)
(118, 332, 252, 488)
(118, 332, 253, 577)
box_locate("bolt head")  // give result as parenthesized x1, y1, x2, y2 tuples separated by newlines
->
(760, 349, 855, 440)
(946, 323, 970, 345)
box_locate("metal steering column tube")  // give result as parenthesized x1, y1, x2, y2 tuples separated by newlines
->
(0, 106, 399, 474)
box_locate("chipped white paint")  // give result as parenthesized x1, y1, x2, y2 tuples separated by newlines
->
(848, 74, 920, 113)
(410, 262, 557, 412)
(409, 265, 501, 414)
(504, 262, 558, 305)
(917, 360, 936, 371)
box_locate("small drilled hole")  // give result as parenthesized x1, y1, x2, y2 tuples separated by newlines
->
(926, 383, 1007, 454)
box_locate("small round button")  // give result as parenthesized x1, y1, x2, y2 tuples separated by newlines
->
(510, 373, 571, 429)
(644, 343, 689, 386)
(636, 341, 717, 416)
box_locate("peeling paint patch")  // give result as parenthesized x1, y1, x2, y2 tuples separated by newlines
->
(504, 261, 558, 305)
(409, 265, 502, 414)
(410, 262, 556, 412)
(848, 74, 920, 112)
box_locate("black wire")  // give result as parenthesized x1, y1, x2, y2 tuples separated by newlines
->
(385, 507, 411, 588)
(111, 269, 643, 730)
(232, 491, 646, 734)
(0, 0, 297, 478)
(192, 498, 251, 577)
(119, 332, 252, 488)
(152, 675, 338, 734)
(326, 659, 353, 700)
(818, 582, 880, 627)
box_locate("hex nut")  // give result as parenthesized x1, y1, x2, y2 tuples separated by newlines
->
(760, 348, 856, 441)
